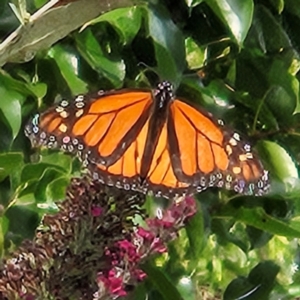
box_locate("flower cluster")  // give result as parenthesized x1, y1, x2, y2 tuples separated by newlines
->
(0, 178, 145, 299)
(96, 196, 197, 298)
(0, 177, 197, 300)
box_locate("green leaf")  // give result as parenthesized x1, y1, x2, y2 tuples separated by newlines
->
(5, 206, 40, 241)
(224, 276, 258, 300)
(207, 0, 254, 45)
(258, 140, 298, 188)
(34, 168, 68, 203)
(245, 5, 293, 53)
(21, 152, 72, 184)
(143, 261, 184, 300)
(264, 85, 297, 123)
(27, 82, 47, 99)
(15, 179, 38, 206)
(75, 28, 125, 87)
(221, 206, 300, 238)
(0, 216, 9, 258)
(247, 262, 279, 299)
(285, 0, 300, 19)
(212, 219, 249, 252)
(34, 0, 48, 8)
(185, 204, 206, 259)
(176, 276, 195, 300)
(146, 4, 185, 85)
(48, 45, 88, 95)
(185, 37, 205, 70)
(0, 86, 23, 139)
(268, 0, 284, 13)
(0, 153, 24, 182)
(84, 6, 142, 44)
(0, 72, 36, 96)
(246, 226, 273, 249)
(265, 59, 299, 122)
(21, 163, 60, 183)
(0, 0, 124, 66)
(46, 176, 69, 202)
(224, 261, 279, 300)
(40, 151, 73, 174)
(185, 0, 204, 7)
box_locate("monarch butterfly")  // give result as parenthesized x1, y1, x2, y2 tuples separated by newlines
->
(25, 81, 269, 198)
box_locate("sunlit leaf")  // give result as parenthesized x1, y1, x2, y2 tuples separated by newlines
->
(207, 0, 254, 45)
(75, 28, 125, 87)
(258, 140, 298, 188)
(48, 45, 88, 95)
(34, 168, 68, 203)
(83, 7, 142, 44)
(46, 176, 69, 202)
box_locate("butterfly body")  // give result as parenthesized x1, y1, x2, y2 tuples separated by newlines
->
(25, 81, 269, 198)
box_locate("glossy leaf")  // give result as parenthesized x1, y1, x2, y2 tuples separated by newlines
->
(185, 0, 204, 7)
(40, 151, 73, 174)
(220, 206, 300, 238)
(207, 0, 254, 45)
(46, 176, 69, 202)
(258, 140, 298, 186)
(48, 45, 88, 95)
(34, 168, 69, 203)
(224, 261, 279, 300)
(143, 261, 184, 300)
(146, 4, 185, 85)
(185, 37, 205, 70)
(0, 86, 23, 140)
(84, 7, 142, 44)
(75, 28, 125, 87)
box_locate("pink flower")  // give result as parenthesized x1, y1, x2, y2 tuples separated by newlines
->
(98, 270, 127, 297)
(132, 269, 147, 281)
(151, 237, 167, 253)
(91, 206, 103, 217)
(97, 196, 197, 298)
(20, 294, 36, 300)
(136, 227, 155, 241)
(117, 240, 140, 263)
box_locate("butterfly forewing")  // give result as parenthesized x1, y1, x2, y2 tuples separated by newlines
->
(26, 90, 153, 164)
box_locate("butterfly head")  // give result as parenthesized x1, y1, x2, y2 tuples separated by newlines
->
(156, 81, 174, 96)
(154, 81, 175, 110)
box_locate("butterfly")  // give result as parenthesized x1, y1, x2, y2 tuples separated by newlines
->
(25, 81, 269, 198)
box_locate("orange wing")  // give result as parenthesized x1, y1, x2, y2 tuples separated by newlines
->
(25, 81, 269, 198)
(92, 120, 190, 195)
(90, 82, 269, 198)
(25, 90, 153, 176)
(90, 95, 269, 198)
(165, 99, 269, 196)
